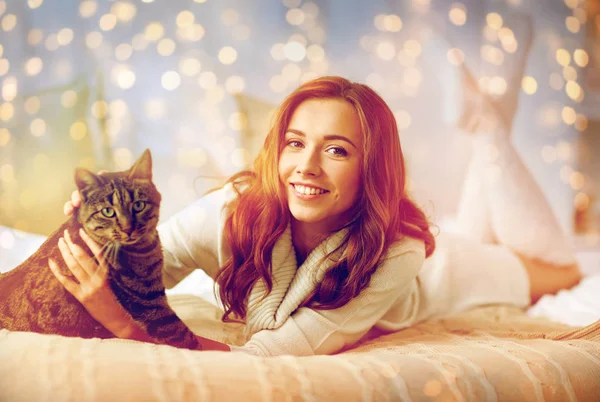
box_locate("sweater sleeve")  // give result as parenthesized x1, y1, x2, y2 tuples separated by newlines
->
(158, 183, 239, 289)
(231, 243, 426, 357)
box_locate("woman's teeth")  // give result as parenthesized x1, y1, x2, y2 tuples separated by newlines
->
(294, 184, 328, 195)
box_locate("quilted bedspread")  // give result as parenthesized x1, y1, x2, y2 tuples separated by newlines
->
(1, 295, 599, 402)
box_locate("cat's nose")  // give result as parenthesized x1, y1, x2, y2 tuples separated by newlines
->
(122, 227, 134, 236)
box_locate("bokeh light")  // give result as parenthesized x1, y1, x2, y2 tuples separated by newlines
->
(566, 81, 583, 102)
(176, 10, 195, 28)
(24, 57, 43, 76)
(79, 0, 97, 18)
(45, 34, 59, 51)
(24, 96, 40, 114)
(145, 22, 165, 41)
(61, 90, 78, 108)
(57, 28, 74, 46)
(486, 12, 503, 30)
(403, 40, 422, 58)
(566, 16, 580, 33)
(574, 192, 590, 211)
(376, 41, 396, 60)
(573, 49, 589, 67)
(70, 121, 88, 140)
(115, 43, 133, 61)
(219, 46, 238, 64)
(28, 0, 43, 9)
(99, 13, 117, 31)
(556, 48, 571, 66)
(112, 2, 137, 22)
(522, 76, 538, 95)
(2, 14, 17, 32)
(30, 118, 46, 137)
(562, 106, 577, 125)
(284, 41, 306, 62)
(225, 75, 245, 94)
(28, 29, 43, 46)
(179, 57, 202, 76)
(177, 23, 205, 42)
(86, 31, 103, 49)
(449, 3, 467, 26)
(157, 38, 176, 56)
(0, 102, 14, 121)
(2, 76, 17, 102)
(198, 71, 217, 89)
(161, 71, 181, 90)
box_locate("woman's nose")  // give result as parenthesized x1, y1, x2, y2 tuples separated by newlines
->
(295, 151, 321, 176)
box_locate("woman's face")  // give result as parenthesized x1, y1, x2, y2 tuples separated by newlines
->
(278, 98, 363, 232)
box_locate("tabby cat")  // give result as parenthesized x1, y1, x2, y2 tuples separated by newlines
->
(0, 149, 200, 350)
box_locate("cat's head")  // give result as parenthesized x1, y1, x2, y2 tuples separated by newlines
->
(73, 149, 161, 246)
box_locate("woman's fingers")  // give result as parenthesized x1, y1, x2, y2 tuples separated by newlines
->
(78, 228, 110, 277)
(64, 229, 105, 278)
(48, 258, 81, 298)
(71, 189, 82, 208)
(58, 230, 91, 281)
(64, 190, 81, 216)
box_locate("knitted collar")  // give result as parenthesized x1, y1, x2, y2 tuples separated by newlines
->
(245, 222, 349, 336)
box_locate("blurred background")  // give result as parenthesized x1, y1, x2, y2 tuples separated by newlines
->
(0, 0, 598, 254)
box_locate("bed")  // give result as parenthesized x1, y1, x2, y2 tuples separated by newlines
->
(1, 225, 599, 401)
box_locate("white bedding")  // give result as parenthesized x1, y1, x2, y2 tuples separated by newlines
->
(1, 224, 599, 327)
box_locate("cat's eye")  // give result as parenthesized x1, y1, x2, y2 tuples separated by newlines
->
(101, 207, 115, 218)
(133, 201, 146, 212)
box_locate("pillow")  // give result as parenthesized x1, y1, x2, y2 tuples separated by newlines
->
(233, 92, 276, 163)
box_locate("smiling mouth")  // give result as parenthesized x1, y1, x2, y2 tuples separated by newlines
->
(290, 184, 330, 198)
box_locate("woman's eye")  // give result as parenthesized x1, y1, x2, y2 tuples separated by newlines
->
(327, 147, 348, 157)
(133, 201, 146, 212)
(287, 140, 303, 148)
(101, 207, 115, 218)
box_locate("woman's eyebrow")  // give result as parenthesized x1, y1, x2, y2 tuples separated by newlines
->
(286, 128, 357, 149)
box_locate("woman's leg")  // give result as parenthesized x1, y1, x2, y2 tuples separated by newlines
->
(451, 14, 581, 303)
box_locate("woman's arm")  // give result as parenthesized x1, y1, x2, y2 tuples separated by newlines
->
(49, 227, 230, 351)
(235, 242, 426, 357)
(157, 182, 241, 288)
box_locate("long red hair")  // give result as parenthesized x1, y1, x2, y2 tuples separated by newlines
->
(214, 76, 436, 323)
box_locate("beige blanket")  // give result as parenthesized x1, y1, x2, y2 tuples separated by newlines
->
(1, 295, 599, 402)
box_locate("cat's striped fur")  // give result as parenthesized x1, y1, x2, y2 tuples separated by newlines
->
(0, 150, 200, 350)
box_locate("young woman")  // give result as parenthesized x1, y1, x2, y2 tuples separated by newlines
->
(49, 75, 582, 356)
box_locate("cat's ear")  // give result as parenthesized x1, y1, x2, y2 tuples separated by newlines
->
(75, 168, 100, 190)
(128, 149, 152, 181)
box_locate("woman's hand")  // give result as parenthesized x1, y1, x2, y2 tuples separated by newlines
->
(63, 190, 82, 216)
(48, 228, 133, 338)
(63, 169, 107, 216)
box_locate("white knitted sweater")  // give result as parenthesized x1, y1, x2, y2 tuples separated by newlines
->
(158, 183, 426, 356)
